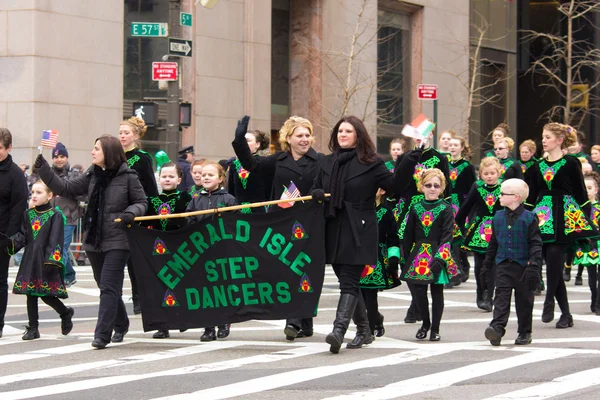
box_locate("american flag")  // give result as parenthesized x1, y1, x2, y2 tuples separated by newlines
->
(278, 181, 301, 208)
(40, 130, 58, 148)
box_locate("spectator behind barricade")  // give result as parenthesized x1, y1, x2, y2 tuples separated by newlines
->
(72, 164, 84, 175)
(50, 142, 86, 287)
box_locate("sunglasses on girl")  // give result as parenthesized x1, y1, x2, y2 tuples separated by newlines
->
(424, 183, 441, 189)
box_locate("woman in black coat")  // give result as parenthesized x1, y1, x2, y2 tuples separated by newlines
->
(35, 135, 147, 349)
(232, 115, 322, 340)
(311, 116, 409, 354)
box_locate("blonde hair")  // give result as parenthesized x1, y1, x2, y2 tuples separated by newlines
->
(32, 180, 52, 195)
(520, 139, 537, 154)
(592, 145, 600, 154)
(499, 137, 515, 151)
(202, 161, 226, 183)
(584, 171, 600, 196)
(389, 137, 403, 152)
(479, 156, 503, 174)
(501, 178, 529, 202)
(278, 116, 314, 152)
(493, 123, 510, 138)
(450, 136, 471, 159)
(120, 116, 147, 138)
(416, 168, 446, 195)
(542, 122, 577, 149)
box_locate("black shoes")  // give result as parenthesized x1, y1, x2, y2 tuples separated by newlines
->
(61, 307, 74, 336)
(479, 299, 493, 312)
(112, 328, 128, 343)
(374, 315, 385, 338)
(563, 267, 571, 282)
(201, 327, 216, 342)
(556, 314, 574, 329)
(153, 329, 170, 339)
(91, 338, 109, 349)
(575, 276, 583, 286)
(217, 324, 231, 339)
(485, 326, 502, 346)
(296, 329, 313, 338)
(514, 332, 532, 345)
(541, 301, 555, 323)
(284, 324, 300, 341)
(22, 326, 40, 341)
(430, 332, 441, 341)
(132, 297, 141, 315)
(416, 328, 428, 340)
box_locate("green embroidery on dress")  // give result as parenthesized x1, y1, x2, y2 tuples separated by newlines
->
(413, 202, 447, 237)
(533, 195, 554, 236)
(449, 160, 469, 188)
(499, 159, 515, 177)
(385, 160, 395, 172)
(412, 156, 441, 184)
(232, 158, 250, 189)
(241, 202, 252, 214)
(564, 195, 592, 235)
(477, 185, 501, 214)
(376, 207, 387, 223)
(398, 194, 424, 239)
(127, 154, 140, 168)
(151, 196, 178, 231)
(28, 208, 55, 240)
(467, 216, 493, 250)
(538, 158, 567, 190)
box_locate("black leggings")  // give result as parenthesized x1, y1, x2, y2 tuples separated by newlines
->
(474, 253, 496, 300)
(27, 295, 68, 328)
(331, 264, 363, 297)
(361, 288, 382, 332)
(543, 243, 570, 314)
(408, 282, 444, 333)
(586, 265, 599, 308)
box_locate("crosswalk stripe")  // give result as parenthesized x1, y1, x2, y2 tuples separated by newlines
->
(0, 341, 128, 366)
(0, 344, 326, 400)
(320, 348, 576, 399)
(151, 347, 456, 400)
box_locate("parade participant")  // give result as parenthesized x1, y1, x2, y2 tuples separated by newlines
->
(176, 146, 195, 191)
(401, 169, 457, 341)
(591, 145, 600, 172)
(228, 128, 273, 213)
(573, 171, 600, 314)
(567, 131, 593, 165)
(120, 117, 159, 314)
(310, 115, 410, 354)
(142, 162, 191, 339)
(395, 130, 450, 323)
(232, 115, 321, 340)
(447, 136, 476, 286)
(527, 123, 598, 329)
(0, 128, 28, 338)
(359, 188, 401, 338)
(385, 138, 404, 172)
(0, 181, 74, 340)
(483, 179, 542, 346)
(437, 130, 455, 159)
(186, 161, 238, 341)
(35, 135, 147, 349)
(482, 123, 510, 158)
(189, 159, 205, 199)
(50, 142, 85, 287)
(519, 139, 538, 177)
(495, 137, 524, 181)
(456, 157, 504, 312)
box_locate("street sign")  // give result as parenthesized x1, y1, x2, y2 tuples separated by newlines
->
(168, 38, 193, 57)
(180, 12, 192, 27)
(152, 62, 178, 81)
(417, 84, 438, 100)
(131, 22, 168, 37)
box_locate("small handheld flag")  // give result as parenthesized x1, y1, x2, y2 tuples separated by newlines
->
(278, 181, 301, 209)
(40, 130, 58, 148)
(401, 114, 435, 146)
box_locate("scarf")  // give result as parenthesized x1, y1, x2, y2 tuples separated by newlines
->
(326, 149, 356, 218)
(83, 166, 116, 247)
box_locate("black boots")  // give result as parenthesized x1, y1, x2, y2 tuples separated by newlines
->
(217, 324, 231, 339)
(201, 327, 217, 341)
(556, 314, 573, 329)
(541, 300, 555, 323)
(61, 307, 74, 336)
(22, 326, 40, 341)
(346, 293, 373, 349)
(326, 293, 358, 354)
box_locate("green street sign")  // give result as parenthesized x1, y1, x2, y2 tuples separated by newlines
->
(180, 12, 192, 27)
(131, 22, 169, 37)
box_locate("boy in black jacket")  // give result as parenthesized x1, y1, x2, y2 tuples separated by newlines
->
(482, 178, 542, 346)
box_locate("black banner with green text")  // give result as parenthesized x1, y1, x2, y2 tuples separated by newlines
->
(126, 202, 326, 331)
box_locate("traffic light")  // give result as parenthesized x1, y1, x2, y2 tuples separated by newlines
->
(132, 102, 158, 127)
(180, 103, 192, 127)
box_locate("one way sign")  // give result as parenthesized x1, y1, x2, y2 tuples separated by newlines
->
(168, 38, 193, 57)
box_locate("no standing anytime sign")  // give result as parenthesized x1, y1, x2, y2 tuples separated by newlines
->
(152, 62, 178, 81)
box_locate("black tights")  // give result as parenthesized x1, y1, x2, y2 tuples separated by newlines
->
(474, 253, 495, 300)
(408, 282, 444, 333)
(361, 289, 381, 332)
(586, 265, 599, 308)
(543, 243, 570, 315)
(27, 295, 68, 328)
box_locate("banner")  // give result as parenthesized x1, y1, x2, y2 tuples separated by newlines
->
(126, 202, 326, 331)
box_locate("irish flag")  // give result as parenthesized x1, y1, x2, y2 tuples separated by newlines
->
(410, 114, 435, 138)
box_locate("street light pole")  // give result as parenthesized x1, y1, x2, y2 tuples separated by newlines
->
(167, 0, 182, 158)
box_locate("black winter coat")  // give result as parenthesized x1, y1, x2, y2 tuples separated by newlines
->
(37, 158, 147, 252)
(186, 188, 239, 224)
(0, 155, 28, 237)
(232, 137, 322, 199)
(312, 154, 408, 265)
(227, 155, 273, 209)
(126, 148, 159, 197)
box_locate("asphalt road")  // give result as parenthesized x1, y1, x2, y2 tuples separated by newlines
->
(1, 261, 600, 399)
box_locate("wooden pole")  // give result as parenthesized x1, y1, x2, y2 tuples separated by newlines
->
(114, 194, 330, 222)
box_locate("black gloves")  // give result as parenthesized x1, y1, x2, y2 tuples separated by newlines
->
(34, 154, 45, 169)
(235, 115, 250, 140)
(120, 212, 136, 228)
(311, 189, 325, 203)
(521, 265, 540, 292)
(429, 258, 444, 275)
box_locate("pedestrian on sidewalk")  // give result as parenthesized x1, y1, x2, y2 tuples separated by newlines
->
(0, 181, 74, 340)
(483, 178, 542, 346)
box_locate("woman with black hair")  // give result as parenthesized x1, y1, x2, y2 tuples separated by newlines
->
(310, 115, 409, 354)
(35, 135, 147, 349)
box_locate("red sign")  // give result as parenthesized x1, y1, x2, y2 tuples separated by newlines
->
(152, 62, 178, 81)
(417, 84, 438, 100)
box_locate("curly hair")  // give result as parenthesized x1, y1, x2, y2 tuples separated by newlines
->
(519, 139, 537, 154)
(543, 122, 577, 149)
(479, 156, 503, 174)
(584, 171, 600, 194)
(494, 123, 511, 138)
(120, 116, 147, 138)
(499, 137, 515, 151)
(278, 116, 314, 152)
(450, 136, 472, 159)
(416, 168, 446, 195)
